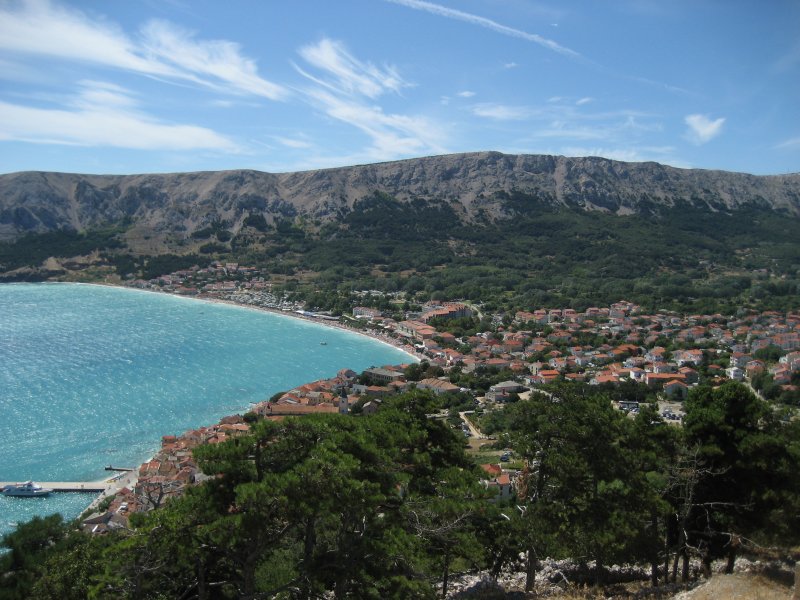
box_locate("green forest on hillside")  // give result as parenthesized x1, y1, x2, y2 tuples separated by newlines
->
(1, 191, 798, 312)
(2, 383, 798, 599)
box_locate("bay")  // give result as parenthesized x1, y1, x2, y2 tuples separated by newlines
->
(0, 283, 413, 537)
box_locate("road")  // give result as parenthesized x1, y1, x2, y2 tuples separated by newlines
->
(459, 411, 485, 439)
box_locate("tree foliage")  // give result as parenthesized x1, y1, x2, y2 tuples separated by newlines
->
(2, 384, 798, 596)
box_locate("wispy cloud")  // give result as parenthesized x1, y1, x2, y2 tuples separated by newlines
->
(684, 113, 725, 144)
(384, 0, 580, 59)
(772, 40, 800, 73)
(295, 38, 446, 161)
(0, 0, 286, 99)
(457, 90, 475, 98)
(474, 97, 670, 165)
(274, 135, 313, 149)
(561, 146, 645, 162)
(471, 103, 532, 120)
(557, 145, 688, 168)
(533, 113, 660, 141)
(0, 80, 238, 151)
(471, 99, 656, 136)
(775, 136, 800, 150)
(297, 38, 409, 99)
(631, 75, 694, 96)
(503, 62, 519, 69)
(139, 20, 286, 99)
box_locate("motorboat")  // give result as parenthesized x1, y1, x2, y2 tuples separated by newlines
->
(2, 481, 53, 497)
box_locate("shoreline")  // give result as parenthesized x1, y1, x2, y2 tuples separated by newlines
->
(78, 281, 424, 364)
(11, 281, 423, 523)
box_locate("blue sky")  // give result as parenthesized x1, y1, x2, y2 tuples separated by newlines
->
(0, 0, 798, 175)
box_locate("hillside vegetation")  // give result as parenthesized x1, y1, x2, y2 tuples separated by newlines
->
(2, 383, 798, 598)
(1, 152, 798, 311)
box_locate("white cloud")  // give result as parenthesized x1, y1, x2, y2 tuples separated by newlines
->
(684, 113, 725, 144)
(559, 145, 688, 167)
(295, 38, 446, 162)
(531, 111, 660, 142)
(457, 90, 476, 98)
(772, 40, 800, 73)
(560, 146, 644, 162)
(0, 0, 286, 99)
(472, 101, 655, 131)
(274, 135, 313, 149)
(139, 20, 286, 99)
(536, 124, 606, 141)
(576, 97, 593, 106)
(503, 62, 519, 69)
(305, 87, 444, 160)
(384, 0, 580, 59)
(73, 80, 138, 110)
(297, 38, 409, 99)
(472, 103, 531, 120)
(0, 81, 238, 151)
(493, 101, 670, 164)
(0, 0, 165, 74)
(776, 136, 800, 150)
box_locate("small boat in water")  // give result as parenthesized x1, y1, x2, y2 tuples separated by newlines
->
(2, 481, 53, 497)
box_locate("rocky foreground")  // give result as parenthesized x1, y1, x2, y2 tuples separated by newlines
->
(445, 557, 796, 598)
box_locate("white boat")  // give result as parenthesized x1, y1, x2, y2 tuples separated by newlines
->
(2, 481, 53, 497)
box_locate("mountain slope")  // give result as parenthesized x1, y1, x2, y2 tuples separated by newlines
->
(1, 152, 799, 242)
(1, 152, 798, 312)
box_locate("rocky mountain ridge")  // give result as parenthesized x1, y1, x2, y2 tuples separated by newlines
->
(1, 151, 799, 242)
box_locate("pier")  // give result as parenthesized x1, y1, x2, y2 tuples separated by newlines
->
(1, 481, 108, 493)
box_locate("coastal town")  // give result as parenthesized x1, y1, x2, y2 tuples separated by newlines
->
(3, 0, 799, 593)
(79, 261, 800, 532)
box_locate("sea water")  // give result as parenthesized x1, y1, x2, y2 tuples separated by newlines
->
(0, 283, 413, 538)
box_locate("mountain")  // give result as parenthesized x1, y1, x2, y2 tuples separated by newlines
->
(1, 152, 799, 242)
(1, 152, 798, 312)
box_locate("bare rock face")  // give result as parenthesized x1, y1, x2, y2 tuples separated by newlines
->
(0, 151, 798, 241)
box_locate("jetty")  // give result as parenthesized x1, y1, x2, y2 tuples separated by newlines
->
(1, 481, 108, 493)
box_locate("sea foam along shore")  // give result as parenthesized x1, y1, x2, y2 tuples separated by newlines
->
(72, 282, 421, 521)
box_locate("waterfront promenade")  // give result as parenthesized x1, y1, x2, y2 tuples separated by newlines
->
(1, 481, 108, 493)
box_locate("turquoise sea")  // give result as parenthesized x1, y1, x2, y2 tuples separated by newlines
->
(0, 283, 413, 538)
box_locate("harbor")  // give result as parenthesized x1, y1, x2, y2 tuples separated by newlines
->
(1, 481, 108, 493)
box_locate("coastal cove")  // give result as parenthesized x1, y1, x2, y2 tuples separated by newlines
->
(0, 283, 415, 537)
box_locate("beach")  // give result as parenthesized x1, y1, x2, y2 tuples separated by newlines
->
(88, 281, 425, 363)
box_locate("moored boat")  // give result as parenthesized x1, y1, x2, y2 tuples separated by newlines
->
(2, 481, 53, 497)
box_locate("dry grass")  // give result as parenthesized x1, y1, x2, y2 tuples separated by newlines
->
(672, 573, 792, 600)
(494, 573, 794, 600)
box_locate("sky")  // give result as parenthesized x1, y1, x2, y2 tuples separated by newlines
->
(0, 0, 798, 176)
